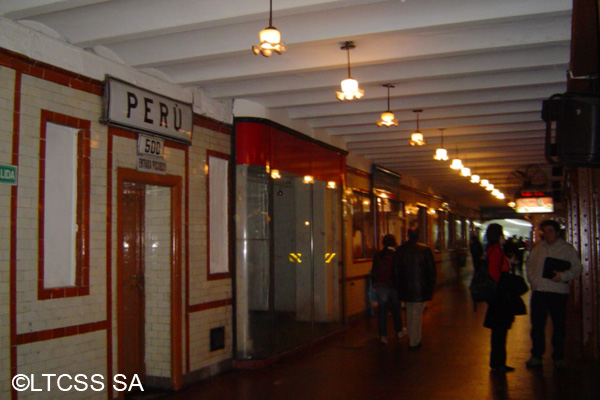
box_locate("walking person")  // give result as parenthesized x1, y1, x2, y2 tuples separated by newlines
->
(371, 234, 406, 344)
(525, 220, 583, 369)
(395, 227, 436, 349)
(469, 233, 484, 270)
(483, 223, 526, 372)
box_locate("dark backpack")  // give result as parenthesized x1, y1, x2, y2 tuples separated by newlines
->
(372, 250, 395, 287)
(469, 258, 497, 305)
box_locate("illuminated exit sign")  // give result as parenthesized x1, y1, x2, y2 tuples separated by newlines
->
(0, 163, 17, 185)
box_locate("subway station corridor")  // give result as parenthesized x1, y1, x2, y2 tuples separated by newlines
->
(149, 271, 600, 400)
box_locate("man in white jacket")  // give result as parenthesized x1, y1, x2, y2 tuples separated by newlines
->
(525, 220, 583, 369)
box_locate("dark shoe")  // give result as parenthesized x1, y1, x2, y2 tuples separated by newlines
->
(526, 357, 542, 368)
(408, 343, 422, 350)
(491, 365, 515, 373)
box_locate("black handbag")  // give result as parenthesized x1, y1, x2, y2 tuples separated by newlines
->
(469, 258, 497, 303)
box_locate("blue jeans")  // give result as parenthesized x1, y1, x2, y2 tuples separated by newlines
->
(375, 286, 403, 337)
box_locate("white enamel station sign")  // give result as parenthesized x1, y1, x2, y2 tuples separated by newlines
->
(104, 77, 193, 145)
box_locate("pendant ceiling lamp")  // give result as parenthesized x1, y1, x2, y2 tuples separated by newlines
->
(433, 128, 448, 160)
(376, 84, 398, 127)
(409, 109, 426, 146)
(252, 0, 286, 57)
(336, 41, 364, 101)
(450, 147, 463, 170)
(470, 174, 480, 183)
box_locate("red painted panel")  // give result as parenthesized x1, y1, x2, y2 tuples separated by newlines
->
(271, 129, 312, 177)
(236, 122, 271, 166)
(236, 121, 345, 183)
(311, 143, 344, 184)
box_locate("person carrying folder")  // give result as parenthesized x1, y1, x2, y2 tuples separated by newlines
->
(525, 220, 583, 369)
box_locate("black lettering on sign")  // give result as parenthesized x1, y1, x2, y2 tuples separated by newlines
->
(144, 97, 154, 124)
(127, 92, 138, 118)
(144, 138, 162, 156)
(152, 161, 166, 171)
(139, 158, 152, 169)
(174, 104, 182, 131)
(160, 103, 169, 128)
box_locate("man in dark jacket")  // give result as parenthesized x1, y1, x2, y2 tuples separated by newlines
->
(371, 234, 406, 344)
(395, 227, 437, 349)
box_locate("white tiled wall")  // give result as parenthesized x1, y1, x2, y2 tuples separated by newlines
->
(17, 331, 107, 400)
(0, 57, 233, 399)
(0, 65, 16, 400)
(16, 74, 106, 332)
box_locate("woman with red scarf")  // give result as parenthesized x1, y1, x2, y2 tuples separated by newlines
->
(483, 223, 514, 372)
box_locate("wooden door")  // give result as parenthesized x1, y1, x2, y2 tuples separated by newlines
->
(121, 182, 145, 381)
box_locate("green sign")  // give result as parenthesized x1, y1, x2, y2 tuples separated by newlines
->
(0, 163, 17, 185)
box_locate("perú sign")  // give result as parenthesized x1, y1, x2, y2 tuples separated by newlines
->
(104, 77, 193, 144)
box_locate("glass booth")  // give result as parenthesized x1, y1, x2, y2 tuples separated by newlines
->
(234, 119, 345, 360)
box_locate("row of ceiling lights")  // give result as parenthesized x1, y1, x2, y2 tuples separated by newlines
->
(252, 2, 505, 202)
(251, 3, 428, 146)
(433, 127, 506, 201)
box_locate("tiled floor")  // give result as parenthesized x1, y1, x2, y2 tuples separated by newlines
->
(144, 272, 600, 400)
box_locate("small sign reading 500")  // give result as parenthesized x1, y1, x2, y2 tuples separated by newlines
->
(137, 134, 164, 158)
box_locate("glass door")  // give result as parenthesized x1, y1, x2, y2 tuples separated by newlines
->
(235, 166, 343, 359)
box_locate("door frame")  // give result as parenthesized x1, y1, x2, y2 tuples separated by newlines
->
(116, 167, 183, 391)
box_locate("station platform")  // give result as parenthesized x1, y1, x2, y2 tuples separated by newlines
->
(144, 272, 600, 400)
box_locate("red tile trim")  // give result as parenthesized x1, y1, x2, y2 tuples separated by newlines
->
(15, 321, 108, 345)
(206, 150, 232, 281)
(194, 115, 232, 135)
(188, 298, 233, 314)
(0, 48, 103, 95)
(10, 70, 22, 400)
(37, 110, 91, 300)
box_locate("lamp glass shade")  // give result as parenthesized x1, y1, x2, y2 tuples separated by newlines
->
(486, 183, 494, 191)
(336, 78, 364, 100)
(480, 179, 489, 187)
(450, 158, 463, 170)
(259, 27, 281, 45)
(381, 111, 395, 123)
(460, 167, 471, 177)
(252, 26, 286, 56)
(409, 132, 425, 146)
(470, 174, 480, 183)
(434, 148, 448, 160)
(377, 111, 398, 127)
(341, 78, 358, 92)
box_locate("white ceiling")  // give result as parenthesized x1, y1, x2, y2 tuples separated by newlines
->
(0, 0, 571, 209)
